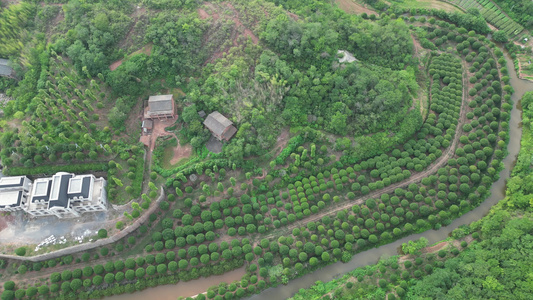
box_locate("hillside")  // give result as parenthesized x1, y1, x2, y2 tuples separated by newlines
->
(0, 0, 530, 300)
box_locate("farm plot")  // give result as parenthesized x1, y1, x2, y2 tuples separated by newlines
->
(444, 0, 524, 39)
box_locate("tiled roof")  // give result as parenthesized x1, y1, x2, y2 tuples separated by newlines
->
(203, 111, 233, 136)
(148, 95, 173, 113)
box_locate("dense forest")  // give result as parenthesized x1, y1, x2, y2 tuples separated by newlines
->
(0, 0, 420, 170)
(0, 0, 530, 300)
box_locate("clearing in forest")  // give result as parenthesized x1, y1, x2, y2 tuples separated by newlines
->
(386, 0, 460, 12)
(335, 0, 378, 15)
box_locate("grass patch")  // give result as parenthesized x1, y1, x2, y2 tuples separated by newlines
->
(160, 137, 195, 169)
(389, 0, 460, 12)
(517, 53, 533, 81)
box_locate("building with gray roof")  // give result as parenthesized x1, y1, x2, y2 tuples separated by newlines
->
(203, 111, 237, 141)
(144, 94, 176, 120)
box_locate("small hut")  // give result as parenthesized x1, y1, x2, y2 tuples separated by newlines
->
(142, 119, 153, 134)
(203, 112, 237, 141)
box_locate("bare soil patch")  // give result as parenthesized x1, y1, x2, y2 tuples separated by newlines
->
(109, 44, 152, 71)
(411, 34, 422, 58)
(335, 0, 377, 15)
(204, 2, 220, 20)
(244, 28, 259, 44)
(198, 8, 209, 19)
(134, 43, 152, 56)
(109, 60, 123, 71)
(150, 118, 176, 151)
(287, 12, 299, 20)
(274, 127, 290, 155)
(423, 241, 448, 253)
(169, 135, 192, 165)
(0, 214, 14, 232)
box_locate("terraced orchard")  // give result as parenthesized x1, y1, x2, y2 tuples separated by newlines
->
(0, 14, 514, 299)
(445, 0, 525, 39)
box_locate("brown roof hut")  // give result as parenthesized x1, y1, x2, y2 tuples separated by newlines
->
(203, 112, 237, 141)
(145, 95, 176, 120)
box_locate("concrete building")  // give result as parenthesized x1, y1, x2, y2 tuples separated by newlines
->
(144, 95, 176, 120)
(203, 111, 237, 141)
(13, 172, 108, 219)
(0, 176, 32, 212)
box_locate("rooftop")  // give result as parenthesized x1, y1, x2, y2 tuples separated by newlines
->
(0, 176, 24, 189)
(31, 178, 52, 203)
(223, 125, 238, 140)
(48, 174, 72, 208)
(204, 111, 234, 136)
(67, 176, 92, 199)
(0, 190, 22, 207)
(68, 178, 83, 194)
(142, 119, 153, 129)
(148, 95, 173, 112)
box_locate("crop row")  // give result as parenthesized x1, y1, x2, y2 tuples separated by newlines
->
(450, 0, 524, 37)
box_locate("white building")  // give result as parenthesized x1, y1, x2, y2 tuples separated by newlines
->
(0, 176, 32, 212)
(0, 172, 107, 219)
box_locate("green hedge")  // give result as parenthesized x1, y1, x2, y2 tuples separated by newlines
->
(275, 135, 304, 166)
(131, 152, 145, 197)
(5, 163, 108, 176)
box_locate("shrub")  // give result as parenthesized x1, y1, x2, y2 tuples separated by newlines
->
(14, 247, 26, 256)
(98, 229, 108, 238)
(378, 279, 387, 288)
(3, 282, 15, 290)
(438, 249, 446, 258)
(116, 221, 124, 230)
(1, 291, 14, 300)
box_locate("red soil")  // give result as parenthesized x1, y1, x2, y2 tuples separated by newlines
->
(198, 8, 209, 19)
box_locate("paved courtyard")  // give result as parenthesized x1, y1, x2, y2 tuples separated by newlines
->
(0, 206, 124, 251)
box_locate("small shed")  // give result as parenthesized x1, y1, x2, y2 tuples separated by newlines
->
(203, 111, 237, 141)
(0, 59, 13, 77)
(145, 94, 176, 120)
(142, 119, 153, 134)
(198, 110, 206, 118)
